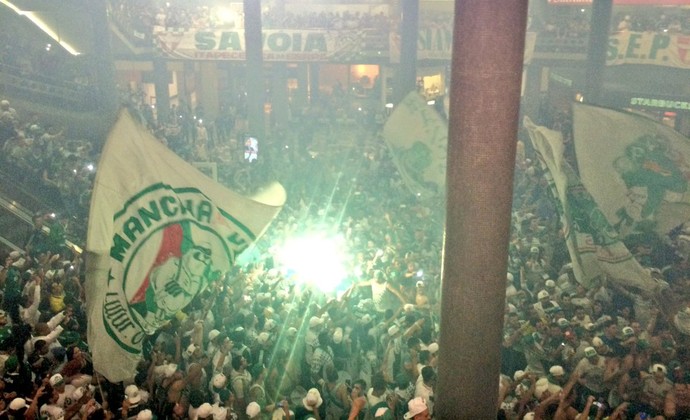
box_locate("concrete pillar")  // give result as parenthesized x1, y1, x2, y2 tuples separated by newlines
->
(87, 0, 118, 114)
(180, 61, 194, 105)
(381, 67, 389, 105)
(395, 0, 419, 104)
(153, 57, 171, 124)
(270, 63, 290, 129)
(584, 0, 613, 105)
(244, 0, 265, 139)
(294, 64, 309, 107)
(198, 62, 220, 121)
(437, 0, 528, 418)
(522, 63, 544, 120)
(309, 63, 320, 103)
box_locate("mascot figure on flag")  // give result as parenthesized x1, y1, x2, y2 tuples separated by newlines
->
(142, 242, 214, 333)
(615, 135, 688, 219)
(613, 134, 689, 224)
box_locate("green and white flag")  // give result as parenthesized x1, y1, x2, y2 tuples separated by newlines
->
(573, 103, 690, 236)
(524, 117, 660, 293)
(86, 110, 285, 382)
(383, 92, 447, 197)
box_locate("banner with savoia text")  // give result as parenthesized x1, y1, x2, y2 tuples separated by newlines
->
(389, 31, 536, 63)
(153, 28, 384, 61)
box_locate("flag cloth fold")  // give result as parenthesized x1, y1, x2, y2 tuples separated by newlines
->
(86, 110, 285, 382)
(383, 92, 447, 197)
(524, 116, 661, 294)
(572, 103, 690, 236)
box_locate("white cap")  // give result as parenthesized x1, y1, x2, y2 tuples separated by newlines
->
(257, 332, 270, 345)
(154, 363, 178, 378)
(186, 344, 199, 356)
(196, 403, 213, 419)
(534, 378, 550, 399)
(333, 327, 343, 344)
(549, 365, 564, 376)
(246, 401, 261, 418)
(592, 336, 604, 347)
(208, 329, 221, 341)
(125, 384, 141, 404)
(264, 319, 277, 331)
(49, 373, 65, 387)
(136, 410, 153, 420)
(212, 373, 227, 389)
(651, 364, 667, 375)
(309, 316, 324, 328)
(9, 398, 26, 410)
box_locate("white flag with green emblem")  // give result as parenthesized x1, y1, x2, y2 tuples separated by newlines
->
(86, 110, 285, 382)
(573, 103, 690, 236)
(383, 92, 447, 198)
(524, 117, 661, 294)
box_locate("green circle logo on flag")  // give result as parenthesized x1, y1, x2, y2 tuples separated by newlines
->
(102, 184, 251, 354)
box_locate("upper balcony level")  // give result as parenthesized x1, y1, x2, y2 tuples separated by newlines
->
(3, 0, 690, 69)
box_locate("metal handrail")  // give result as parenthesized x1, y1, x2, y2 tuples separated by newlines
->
(0, 187, 83, 255)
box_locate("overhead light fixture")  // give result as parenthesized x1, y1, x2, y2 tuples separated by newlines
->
(0, 0, 82, 55)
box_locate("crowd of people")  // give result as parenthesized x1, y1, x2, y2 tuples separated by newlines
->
(0, 86, 447, 420)
(109, 0, 393, 34)
(1, 40, 690, 420)
(108, 0, 690, 60)
(613, 12, 690, 35)
(528, 8, 690, 54)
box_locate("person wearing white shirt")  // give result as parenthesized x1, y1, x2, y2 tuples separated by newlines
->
(206, 329, 221, 359)
(19, 283, 41, 328)
(414, 366, 436, 417)
(24, 311, 65, 357)
(211, 336, 233, 374)
(21, 271, 40, 300)
(49, 373, 76, 408)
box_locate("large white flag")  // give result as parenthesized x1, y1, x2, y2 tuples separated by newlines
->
(573, 103, 690, 236)
(383, 92, 447, 197)
(524, 117, 660, 293)
(86, 110, 285, 382)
